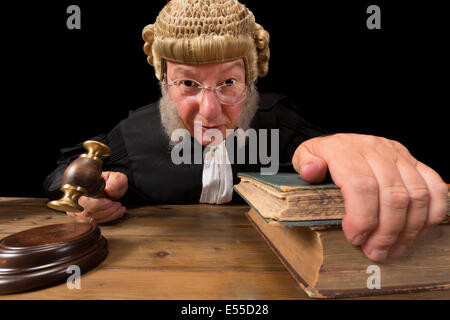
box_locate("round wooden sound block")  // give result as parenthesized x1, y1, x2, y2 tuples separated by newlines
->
(0, 222, 108, 294)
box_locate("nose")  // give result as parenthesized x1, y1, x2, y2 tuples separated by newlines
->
(198, 88, 222, 120)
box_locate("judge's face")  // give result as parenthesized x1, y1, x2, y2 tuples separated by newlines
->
(165, 59, 247, 146)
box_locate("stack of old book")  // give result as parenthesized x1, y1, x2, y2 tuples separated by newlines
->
(234, 172, 450, 298)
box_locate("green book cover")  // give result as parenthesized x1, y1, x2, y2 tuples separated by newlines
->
(237, 172, 337, 192)
(235, 172, 342, 227)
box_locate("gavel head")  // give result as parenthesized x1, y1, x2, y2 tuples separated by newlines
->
(47, 141, 111, 213)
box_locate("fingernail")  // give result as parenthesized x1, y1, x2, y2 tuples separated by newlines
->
(389, 245, 407, 257)
(351, 233, 367, 246)
(369, 249, 388, 261)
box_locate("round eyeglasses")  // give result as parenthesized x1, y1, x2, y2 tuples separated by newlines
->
(162, 77, 248, 105)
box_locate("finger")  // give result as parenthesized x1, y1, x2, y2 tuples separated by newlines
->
(101, 171, 111, 181)
(332, 154, 380, 247)
(95, 205, 126, 224)
(67, 210, 94, 224)
(361, 151, 409, 262)
(95, 206, 127, 224)
(74, 216, 95, 224)
(296, 136, 380, 246)
(104, 172, 128, 200)
(78, 196, 114, 212)
(84, 201, 122, 221)
(415, 161, 448, 229)
(293, 141, 329, 183)
(66, 210, 88, 221)
(388, 157, 429, 257)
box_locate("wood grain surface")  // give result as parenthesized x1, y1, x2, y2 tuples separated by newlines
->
(0, 198, 448, 300)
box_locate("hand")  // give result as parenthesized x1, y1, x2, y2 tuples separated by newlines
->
(66, 171, 128, 224)
(292, 133, 448, 262)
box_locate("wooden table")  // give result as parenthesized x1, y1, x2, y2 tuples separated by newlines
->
(0, 198, 448, 300)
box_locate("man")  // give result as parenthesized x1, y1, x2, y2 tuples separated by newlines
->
(44, 0, 447, 262)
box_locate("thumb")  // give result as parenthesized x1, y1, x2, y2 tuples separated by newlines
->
(293, 142, 329, 184)
(102, 171, 128, 200)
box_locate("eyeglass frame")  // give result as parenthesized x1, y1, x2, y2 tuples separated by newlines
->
(161, 73, 250, 106)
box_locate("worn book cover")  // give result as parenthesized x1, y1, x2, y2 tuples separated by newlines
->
(246, 208, 450, 298)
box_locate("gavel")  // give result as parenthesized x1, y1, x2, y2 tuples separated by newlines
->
(47, 140, 111, 213)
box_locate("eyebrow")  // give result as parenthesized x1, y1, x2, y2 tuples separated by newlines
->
(171, 61, 244, 79)
(222, 62, 244, 74)
(172, 67, 200, 79)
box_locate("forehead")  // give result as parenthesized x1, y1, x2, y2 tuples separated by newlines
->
(166, 59, 245, 76)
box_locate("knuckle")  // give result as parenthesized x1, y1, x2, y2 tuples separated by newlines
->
(348, 176, 379, 195)
(332, 133, 347, 141)
(358, 216, 378, 234)
(101, 197, 113, 205)
(363, 134, 382, 147)
(77, 196, 89, 206)
(297, 139, 316, 157)
(92, 198, 107, 209)
(349, 211, 379, 230)
(104, 203, 118, 214)
(373, 234, 398, 248)
(408, 187, 430, 207)
(426, 212, 446, 228)
(389, 139, 407, 152)
(344, 213, 378, 236)
(408, 213, 428, 230)
(330, 133, 350, 147)
(389, 139, 402, 147)
(79, 202, 92, 211)
(434, 181, 449, 197)
(382, 186, 410, 210)
(89, 198, 110, 212)
(425, 182, 448, 227)
(398, 228, 421, 244)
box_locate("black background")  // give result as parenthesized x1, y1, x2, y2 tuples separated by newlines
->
(1, 0, 448, 197)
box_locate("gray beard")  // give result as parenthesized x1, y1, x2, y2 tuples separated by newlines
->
(158, 83, 260, 147)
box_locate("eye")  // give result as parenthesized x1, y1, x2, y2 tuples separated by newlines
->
(180, 80, 198, 87)
(223, 78, 236, 86)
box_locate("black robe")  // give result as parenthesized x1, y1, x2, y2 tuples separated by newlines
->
(43, 92, 327, 205)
